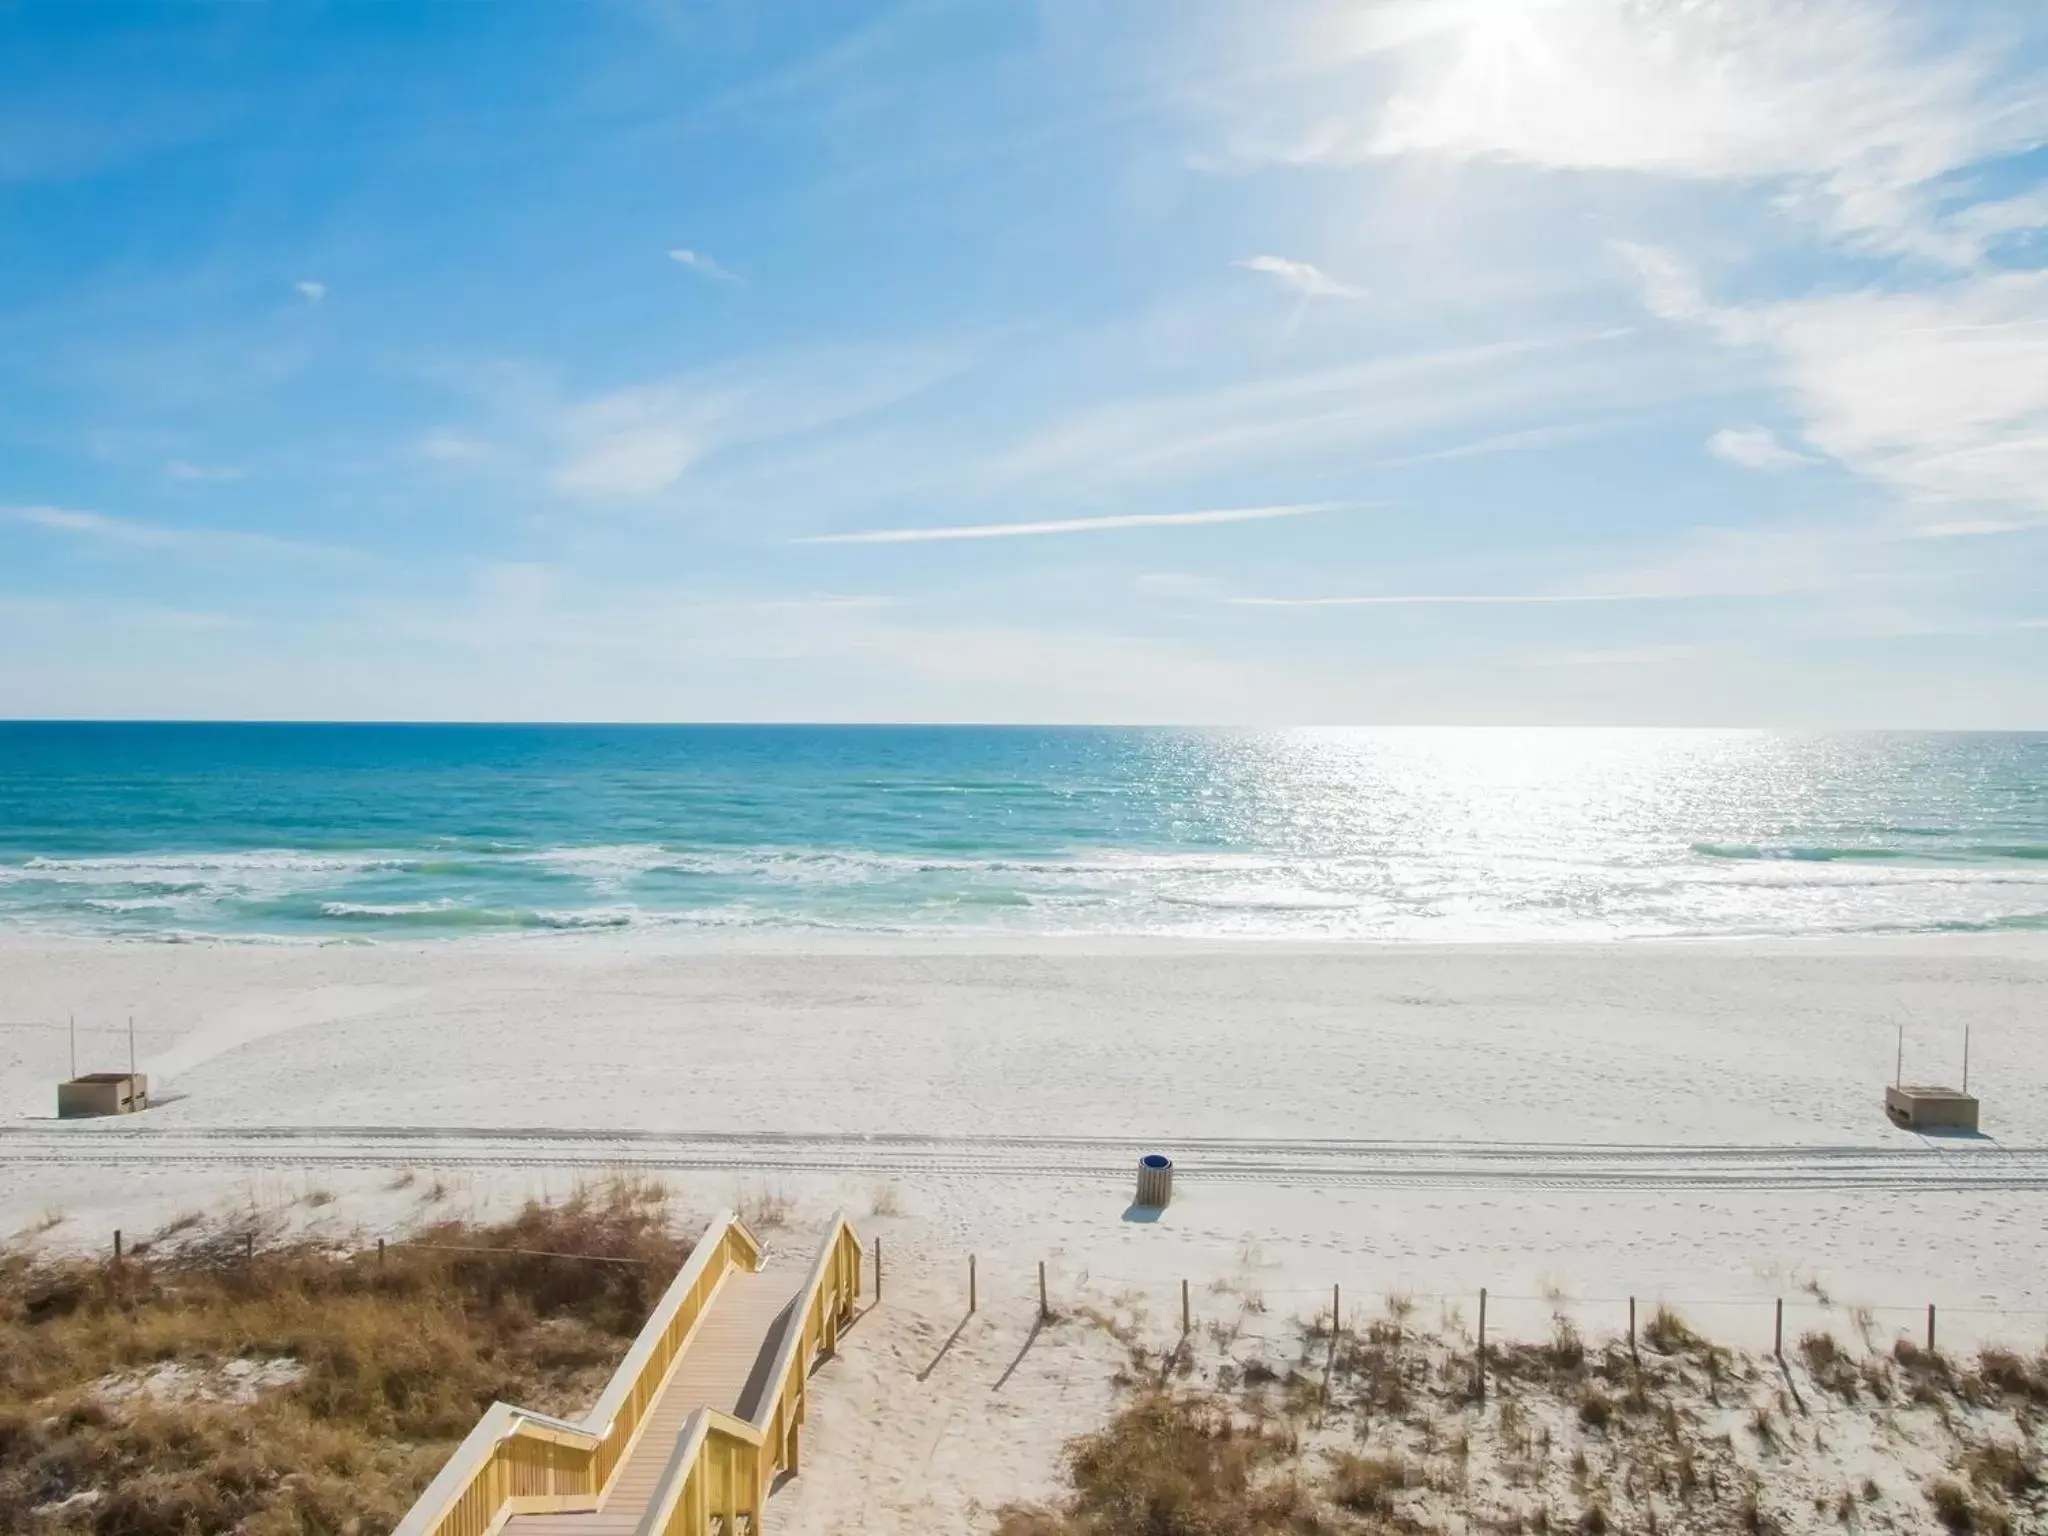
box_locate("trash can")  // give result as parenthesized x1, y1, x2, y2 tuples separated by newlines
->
(1135, 1153, 1174, 1208)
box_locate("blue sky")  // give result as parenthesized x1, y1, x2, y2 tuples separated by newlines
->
(2, 0, 2046, 724)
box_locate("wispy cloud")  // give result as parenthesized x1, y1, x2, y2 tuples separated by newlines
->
(295, 280, 326, 303)
(1375, 421, 1615, 468)
(1706, 427, 1813, 472)
(1610, 241, 1707, 322)
(545, 343, 977, 502)
(668, 247, 741, 282)
(977, 326, 1650, 495)
(415, 428, 495, 464)
(1233, 0, 2048, 260)
(1638, 268, 2048, 525)
(795, 502, 1346, 544)
(552, 382, 726, 499)
(1228, 590, 1766, 608)
(1, 504, 342, 559)
(0, 595, 245, 631)
(1234, 254, 1358, 298)
(164, 460, 245, 482)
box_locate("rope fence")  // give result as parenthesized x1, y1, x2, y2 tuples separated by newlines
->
(915, 1250, 2048, 1360)
(87, 1225, 2048, 1352)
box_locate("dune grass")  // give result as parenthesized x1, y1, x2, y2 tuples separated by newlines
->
(999, 1302, 2048, 1536)
(0, 1176, 690, 1535)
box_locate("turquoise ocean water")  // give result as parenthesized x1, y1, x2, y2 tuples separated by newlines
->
(1, 725, 2044, 942)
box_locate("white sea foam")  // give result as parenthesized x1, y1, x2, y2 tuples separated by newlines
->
(6, 834, 2047, 943)
(318, 900, 464, 918)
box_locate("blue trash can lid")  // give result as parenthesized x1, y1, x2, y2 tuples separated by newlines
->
(1141, 1153, 1173, 1170)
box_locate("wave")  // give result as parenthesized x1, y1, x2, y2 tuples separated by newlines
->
(314, 899, 642, 930)
(1693, 841, 2048, 865)
(1158, 886, 1366, 912)
(1691, 843, 1913, 863)
(318, 899, 466, 919)
(7, 833, 2048, 943)
(22, 850, 400, 876)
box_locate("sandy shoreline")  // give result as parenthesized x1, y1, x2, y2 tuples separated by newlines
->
(4, 931, 2046, 1322)
(6, 931, 2045, 1529)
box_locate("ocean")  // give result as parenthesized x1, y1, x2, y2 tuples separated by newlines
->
(0, 724, 2043, 943)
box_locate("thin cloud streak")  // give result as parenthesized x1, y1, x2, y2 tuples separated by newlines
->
(796, 502, 1348, 544)
(1234, 254, 1359, 298)
(1, 504, 347, 560)
(668, 248, 741, 282)
(1229, 590, 1774, 608)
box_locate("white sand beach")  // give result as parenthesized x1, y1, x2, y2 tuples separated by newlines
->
(4, 933, 2046, 1529)
(6, 933, 2046, 1302)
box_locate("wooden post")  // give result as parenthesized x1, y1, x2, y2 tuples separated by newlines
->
(244, 1233, 254, 1265)
(1962, 1027, 1970, 1094)
(1182, 1278, 1191, 1336)
(1774, 1298, 1784, 1358)
(128, 1015, 136, 1081)
(969, 1254, 977, 1315)
(1332, 1283, 1342, 1337)
(1927, 1304, 1936, 1353)
(113, 1229, 122, 1262)
(69, 1014, 76, 1080)
(1038, 1261, 1049, 1322)
(875, 1236, 883, 1301)
(1477, 1287, 1487, 1403)
(377, 1237, 386, 1271)
(1629, 1297, 1638, 1364)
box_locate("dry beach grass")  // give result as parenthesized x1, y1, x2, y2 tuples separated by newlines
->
(995, 1297, 2048, 1536)
(0, 1177, 689, 1535)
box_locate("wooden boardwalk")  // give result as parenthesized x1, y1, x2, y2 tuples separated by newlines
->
(393, 1213, 863, 1536)
(502, 1267, 803, 1536)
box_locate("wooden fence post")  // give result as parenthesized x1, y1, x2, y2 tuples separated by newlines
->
(243, 1233, 254, 1265)
(1774, 1298, 1784, 1358)
(969, 1254, 977, 1315)
(113, 1229, 122, 1263)
(1182, 1278, 1191, 1337)
(1325, 1282, 1342, 1383)
(377, 1237, 386, 1271)
(1477, 1287, 1488, 1403)
(875, 1237, 883, 1301)
(1927, 1304, 1936, 1353)
(1038, 1261, 1049, 1322)
(1629, 1297, 1638, 1365)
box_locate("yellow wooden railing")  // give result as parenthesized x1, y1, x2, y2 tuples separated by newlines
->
(391, 1210, 766, 1536)
(634, 1214, 866, 1536)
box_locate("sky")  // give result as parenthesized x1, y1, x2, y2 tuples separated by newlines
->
(2, 0, 2046, 726)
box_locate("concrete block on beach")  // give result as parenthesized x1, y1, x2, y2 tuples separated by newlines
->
(1885, 1083, 1979, 1133)
(57, 1072, 149, 1118)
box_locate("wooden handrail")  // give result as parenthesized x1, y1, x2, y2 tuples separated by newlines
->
(391, 1210, 763, 1536)
(632, 1214, 865, 1536)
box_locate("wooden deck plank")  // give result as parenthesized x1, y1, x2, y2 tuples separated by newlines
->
(501, 1267, 802, 1536)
